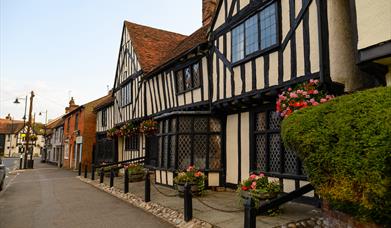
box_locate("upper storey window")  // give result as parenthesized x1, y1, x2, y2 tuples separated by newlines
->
(176, 62, 201, 94)
(231, 2, 278, 63)
(120, 81, 132, 107)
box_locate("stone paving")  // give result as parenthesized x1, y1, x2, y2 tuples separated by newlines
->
(80, 171, 323, 228)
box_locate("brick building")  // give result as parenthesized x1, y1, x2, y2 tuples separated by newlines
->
(62, 96, 108, 170)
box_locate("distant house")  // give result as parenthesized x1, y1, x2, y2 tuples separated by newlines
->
(45, 117, 64, 166)
(62, 96, 110, 170)
(0, 114, 44, 157)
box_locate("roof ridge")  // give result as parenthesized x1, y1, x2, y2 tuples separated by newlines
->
(124, 20, 188, 38)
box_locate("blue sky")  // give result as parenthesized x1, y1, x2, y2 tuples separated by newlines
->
(0, 0, 202, 123)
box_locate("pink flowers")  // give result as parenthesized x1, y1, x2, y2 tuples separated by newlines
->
(186, 165, 194, 172)
(251, 181, 257, 189)
(194, 171, 202, 177)
(276, 79, 335, 118)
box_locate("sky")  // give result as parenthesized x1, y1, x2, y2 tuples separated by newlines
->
(0, 0, 202, 124)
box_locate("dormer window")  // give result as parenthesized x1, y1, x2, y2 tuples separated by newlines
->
(175, 61, 202, 94)
(231, 2, 278, 63)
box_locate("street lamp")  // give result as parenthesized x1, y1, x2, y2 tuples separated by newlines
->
(13, 96, 27, 126)
(14, 92, 35, 169)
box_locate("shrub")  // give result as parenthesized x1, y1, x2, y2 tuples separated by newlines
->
(281, 86, 391, 224)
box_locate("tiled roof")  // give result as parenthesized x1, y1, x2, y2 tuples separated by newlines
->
(0, 119, 25, 134)
(124, 21, 188, 73)
(93, 94, 114, 111)
(147, 23, 211, 76)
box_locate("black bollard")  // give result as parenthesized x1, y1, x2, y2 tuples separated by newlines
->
(124, 167, 129, 193)
(144, 171, 150, 202)
(78, 162, 82, 176)
(91, 164, 95, 180)
(19, 158, 23, 169)
(184, 183, 193, 222)
(244, 197, 256, 228)
(84, 164, 88, 178)
(110, 167, 114, 188)
(100, 168, 104, 184)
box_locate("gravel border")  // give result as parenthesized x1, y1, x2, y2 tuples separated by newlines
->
(78, 176, 213, 228)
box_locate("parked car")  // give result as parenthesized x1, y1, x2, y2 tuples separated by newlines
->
(0, 162, 5, 191)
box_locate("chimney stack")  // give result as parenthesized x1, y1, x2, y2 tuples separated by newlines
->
(202, 0, 217, 26)
(65, 97, 79, 113)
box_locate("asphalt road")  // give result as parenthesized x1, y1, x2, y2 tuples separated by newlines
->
(0, 162, 173, 228)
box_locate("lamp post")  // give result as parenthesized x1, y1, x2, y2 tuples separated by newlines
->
(14, 96, 27, 168)
(14, 91, 35, 169)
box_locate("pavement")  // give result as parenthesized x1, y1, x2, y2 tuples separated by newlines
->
(0, 160, 173, 228)
(91, 171, 322, 228)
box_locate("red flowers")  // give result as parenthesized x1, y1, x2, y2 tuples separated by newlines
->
(276, 79, 335, 118)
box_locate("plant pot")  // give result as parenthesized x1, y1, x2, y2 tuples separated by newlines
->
(176, 183, 201, 196)
(128, 172, 145, 182)
(241, 190, 278, 200)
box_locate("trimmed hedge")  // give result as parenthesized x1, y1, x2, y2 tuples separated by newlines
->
(281, 86, 391, 224)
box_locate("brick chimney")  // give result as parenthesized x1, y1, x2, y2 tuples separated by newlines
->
(202, 0, 217, 26)
(65, 97, 78, 113)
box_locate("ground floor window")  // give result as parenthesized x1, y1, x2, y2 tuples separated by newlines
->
(251, 108, 304, 177)
(156, 115, 222, 171)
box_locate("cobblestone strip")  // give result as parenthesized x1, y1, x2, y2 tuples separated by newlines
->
(78, 177, 214, 228)
(276, 217, 327, 228)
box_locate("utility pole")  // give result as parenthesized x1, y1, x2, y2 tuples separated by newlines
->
(24, 91, 35, 169)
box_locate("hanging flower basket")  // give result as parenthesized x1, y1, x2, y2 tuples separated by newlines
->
(276, 79, 335, 118)
(120, 121, 139, 137)
(107, 127, 117, 138)
(29, 135, 38, 141)
(140, 119, 158, 135)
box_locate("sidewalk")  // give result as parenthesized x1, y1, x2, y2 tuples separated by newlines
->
(79, 172, 323, 228)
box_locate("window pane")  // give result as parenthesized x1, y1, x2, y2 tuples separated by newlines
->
(194, 135, 207, 169)
(192, 63, 200, 87)
(178, 135, 191, 170)
(232, 24, 245, 62)
(184, 67, 192, 90)
(209, 135, 221, 169)
(260, 3, 277, 50)
(176, 70, 184, 93)
(245, 15, 259, 55)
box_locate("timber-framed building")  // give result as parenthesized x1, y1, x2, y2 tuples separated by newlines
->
(94, 0, 390, 203)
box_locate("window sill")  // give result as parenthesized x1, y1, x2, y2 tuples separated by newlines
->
(176, 85, 202, 96)
(231, 44, 279, 68)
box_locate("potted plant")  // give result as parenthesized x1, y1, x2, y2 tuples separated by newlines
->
(140, 119, 158, 135)
(174, 165, 207, 196)
(124, 163, 145, 182)
(276, 79, 335, 118)
(238, 173, 281, 209)
(97, 161, 119, 177)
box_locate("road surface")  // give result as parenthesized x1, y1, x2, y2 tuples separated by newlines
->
(0, 162, 173, 228)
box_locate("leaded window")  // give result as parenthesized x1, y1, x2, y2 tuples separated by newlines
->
(232, 24, 245, 62)
(120, 81, 132, 107)
(245, 15, 259, 55)
(260, 3, 277, 49)
(175, 61, 202, 93)
(125, 135, 139, 151)
(156, 116, 221, 171)
(252, 109, 302, 176)
(231, 1, 278, 63)
(101, 109, 107, 127)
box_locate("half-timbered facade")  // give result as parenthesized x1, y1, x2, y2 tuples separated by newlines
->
(103, 0, 387, 203)
(94, 94, 116, 164)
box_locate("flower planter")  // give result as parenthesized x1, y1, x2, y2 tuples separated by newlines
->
(240, 190, 278, 200)
(176, 183, 202, 196)
(128, 172, 145, 182)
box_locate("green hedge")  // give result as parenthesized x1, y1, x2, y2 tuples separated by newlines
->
(281, 86, 391, 224)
